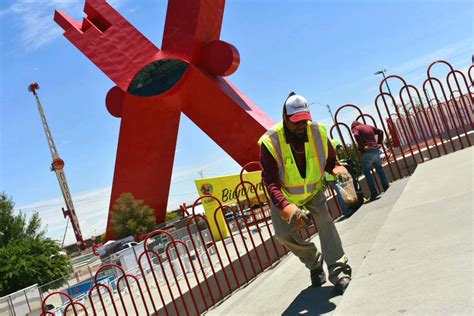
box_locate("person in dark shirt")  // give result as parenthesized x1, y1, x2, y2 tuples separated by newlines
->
(351, 121, 389, 200)
(259, 93, 352, 295)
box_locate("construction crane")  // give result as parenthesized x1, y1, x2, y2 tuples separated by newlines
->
(28, 82, 85, 248)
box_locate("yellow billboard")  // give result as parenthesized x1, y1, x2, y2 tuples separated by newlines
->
(195, 171, 267, 240)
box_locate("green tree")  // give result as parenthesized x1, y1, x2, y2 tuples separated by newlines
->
(111, 193, 156, 239)
(0, 193, 72, 296)
(165, 210, 181, 222)
(98, 232, 106, 243)
(0, 194, 44, 248)
(0, 238, 72, 295)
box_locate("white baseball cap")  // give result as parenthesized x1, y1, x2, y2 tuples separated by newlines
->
(285, 94, 312, 123)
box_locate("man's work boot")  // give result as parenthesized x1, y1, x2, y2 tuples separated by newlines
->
(310, 265, 326, 287)
(367, 194, 380, 202)
(335, 277, 350, 295)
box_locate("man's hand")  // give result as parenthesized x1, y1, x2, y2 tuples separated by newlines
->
(282, 204, 312, 228)
(332, 165, 351, 182)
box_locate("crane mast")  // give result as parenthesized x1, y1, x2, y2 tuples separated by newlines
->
(28, 82, 84, 247)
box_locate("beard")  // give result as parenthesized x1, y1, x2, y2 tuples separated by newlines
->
(291, 129, 307, 141)
(283, 118, 308, 142)
(294, 131, 307, 141)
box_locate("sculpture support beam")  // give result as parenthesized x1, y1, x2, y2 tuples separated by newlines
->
(109, 93, 183, 227)
(55, 0, 275, 240)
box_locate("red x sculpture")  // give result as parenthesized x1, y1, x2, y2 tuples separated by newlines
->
(55, 0, 274, 239)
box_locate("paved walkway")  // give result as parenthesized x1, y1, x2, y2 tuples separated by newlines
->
(206, 147, 473, 315)
(334, 146, 473, 316)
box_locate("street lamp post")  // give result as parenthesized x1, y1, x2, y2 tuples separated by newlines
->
(374, 69, 393, 96)
(326, 104, 335, 124)
(310, 101, 335, 124)
(375, 69, 399, 111)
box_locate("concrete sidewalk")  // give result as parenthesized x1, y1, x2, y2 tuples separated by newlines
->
(206, 147, 473, 315)
(334, 147, 473, 315)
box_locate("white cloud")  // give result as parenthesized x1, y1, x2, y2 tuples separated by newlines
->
(331, 38, 473, 102)
(391, 38, 472, 77)
(1, 0, 127, 50)
(377, 41, 473, 105)
(16, 186, 111, 245)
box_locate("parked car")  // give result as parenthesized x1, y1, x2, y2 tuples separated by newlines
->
(121, 241, 138, 250)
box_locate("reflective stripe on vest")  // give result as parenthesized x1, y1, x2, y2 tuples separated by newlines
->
(306, 181, 319, 192)
(309, 123, 327, 173)
(285, 186, 306, 195)
(268, 131, 286, 184)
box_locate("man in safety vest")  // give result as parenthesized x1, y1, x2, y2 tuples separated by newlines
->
(259, 93, 352, 295)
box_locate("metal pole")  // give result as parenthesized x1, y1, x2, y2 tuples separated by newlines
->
(24, 290, 31, 312)
(375, 69, 393, 95)
(88, 263, 93, 279)
(61, 216, 70, 248)
(381, 71, 393, 95)
(132, 245, 139, 263)
(310, 101, 335, 124)
(326, 104, 335, 124)
(327, 103, 343, 141)
(376, 69, 397, 111)
(7, 296, 16, 316)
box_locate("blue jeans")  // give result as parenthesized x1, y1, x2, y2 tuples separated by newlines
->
(361, 149, 389, 197)
(329, 182, 351, 217)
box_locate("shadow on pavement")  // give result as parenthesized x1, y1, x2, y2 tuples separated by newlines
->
(282, 286, 337, 316)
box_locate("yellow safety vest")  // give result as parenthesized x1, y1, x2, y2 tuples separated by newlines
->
(258, 121, 329, 206)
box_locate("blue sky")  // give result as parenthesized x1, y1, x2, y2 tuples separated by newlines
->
(0, 0, 472, 245)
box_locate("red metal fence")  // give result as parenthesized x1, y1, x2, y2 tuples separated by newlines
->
(388, 93, 473, 144)
(41, 59, 473, 315)
(332, 60, 473, 187)
(41, 177, 328, 315)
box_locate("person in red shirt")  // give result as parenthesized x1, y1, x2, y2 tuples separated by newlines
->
(259, 93, 352, 295)
(351, 121, 389, 200)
